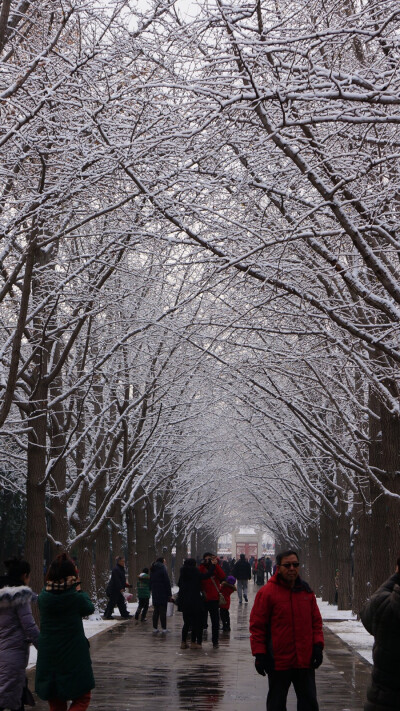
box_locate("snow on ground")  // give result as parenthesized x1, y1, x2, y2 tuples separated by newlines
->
(317, 598, 373, 665)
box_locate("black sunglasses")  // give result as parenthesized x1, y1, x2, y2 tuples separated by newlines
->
(281, 562, 299, 569)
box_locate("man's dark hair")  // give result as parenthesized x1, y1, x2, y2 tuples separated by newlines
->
(184, 558, 197, 567)
(276, 550, 299, 565)
(142, 567, 149, 574)
(240, 553, 245, 560)
(46, 552, 77, 581)
(4, 557, 30, 586)
(156, 557, 165, 564)
(116, 555, 124, 563)
(203, 552, 213, 558)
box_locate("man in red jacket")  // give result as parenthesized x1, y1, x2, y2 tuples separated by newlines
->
(249, 550, 324, 711)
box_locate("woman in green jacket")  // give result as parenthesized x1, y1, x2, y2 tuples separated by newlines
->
(35, 553, 95, 711)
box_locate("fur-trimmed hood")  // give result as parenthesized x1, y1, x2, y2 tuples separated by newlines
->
(0, 585, 37, 609)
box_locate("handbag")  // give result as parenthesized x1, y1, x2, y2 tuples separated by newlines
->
(166, 601, 175, 617)
(211, 576, 226, 607)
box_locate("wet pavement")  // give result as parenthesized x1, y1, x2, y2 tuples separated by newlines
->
(30, 585, 370, 710)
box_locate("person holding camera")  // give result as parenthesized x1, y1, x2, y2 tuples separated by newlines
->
(198, 553, 225, 649)
(250, 550, 324, 711)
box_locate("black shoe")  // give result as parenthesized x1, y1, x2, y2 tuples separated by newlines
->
(103, 616, 114, 620)
(121, 614, 132, 619)
(213, 643, 219, 648)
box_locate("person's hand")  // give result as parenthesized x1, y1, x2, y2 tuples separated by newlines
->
(255, 653, 274, 676)
(211, 556, 218, 564)
(311, 644, 323, 669)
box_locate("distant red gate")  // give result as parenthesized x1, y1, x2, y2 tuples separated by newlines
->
(236, 542, 258, 558)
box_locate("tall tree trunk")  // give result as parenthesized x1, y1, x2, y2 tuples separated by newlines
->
(126, 507, 137, 599)
(352, 494, 372, 615)
(336, 491, 352, 610)
(320, 505, 338, 604)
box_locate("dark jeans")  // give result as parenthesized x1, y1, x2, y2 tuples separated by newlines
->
(104, 591, 128, 618)
(153, 603, 167, 630)
(267, 669, 319, 711)
(182, 608, 203, 644)
(204, 600, 220, 645)
(220, 607, 230, 630)
(135, 597, 149, 620)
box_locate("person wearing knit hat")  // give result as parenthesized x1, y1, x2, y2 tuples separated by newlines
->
(219, 576, 237, 632)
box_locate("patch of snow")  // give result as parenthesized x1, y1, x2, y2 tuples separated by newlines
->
(317, 598, 373, 665)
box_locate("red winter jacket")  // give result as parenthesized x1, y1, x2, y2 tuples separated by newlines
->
(220, 581, 236, 610)
(198, 563, 225, 601)
(249, 572, 324, 670)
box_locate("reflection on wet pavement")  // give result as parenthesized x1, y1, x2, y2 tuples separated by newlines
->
(30, 585, 370, 710)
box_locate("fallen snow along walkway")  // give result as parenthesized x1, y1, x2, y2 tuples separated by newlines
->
(317, 598, 373, 665)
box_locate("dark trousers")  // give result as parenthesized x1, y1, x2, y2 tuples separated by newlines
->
(182, 608, 203, 644)
(220, 607, 230, 630)
(135, 597, 149, 620)
(153, 603, 167, 630)
(204, 600, 220, 644)
(267, 669, 319, 711)
(104, 591, 128, 618)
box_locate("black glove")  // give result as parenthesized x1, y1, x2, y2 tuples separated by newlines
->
(255, 653, 274, 676)
(311, 644, 323, 669)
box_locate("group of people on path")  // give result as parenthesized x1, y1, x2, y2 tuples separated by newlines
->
(103, 555, 172, 633)
(1, 546, 399, 711)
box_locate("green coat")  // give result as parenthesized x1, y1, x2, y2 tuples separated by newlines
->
(35, 587, 95, 701)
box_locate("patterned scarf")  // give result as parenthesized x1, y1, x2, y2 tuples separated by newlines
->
(45, 576, 79, 592)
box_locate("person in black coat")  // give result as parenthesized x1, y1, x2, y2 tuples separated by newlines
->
(103, 556, 132, 620)
(232, 554, 252, 603)
(360, 558, 400, 711)
(265, 557, 273, 580)
(150, 558, 172, 633)
(177, 558, 214, 649)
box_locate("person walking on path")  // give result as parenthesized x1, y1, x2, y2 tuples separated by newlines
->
(219, 575, 236, 632)
(177, 558, 214, 649)
(360, 555, 400, 711)
(103, 555, 132, 620)
(233, 553, 252, 603)
(0, 558, 39, 711)
(35, 552, 95, 711)
(150, 557, 172, 634)
(198, 553, 225, 649)
(135, 567, 150, 622)
(256, 558, 266, 587)
(265, 556, 273, 581)
(220, 557, 230, 576)
(250, 549, 324, 711)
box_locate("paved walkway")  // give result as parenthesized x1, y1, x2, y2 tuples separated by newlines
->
(30, 585, 370, 710)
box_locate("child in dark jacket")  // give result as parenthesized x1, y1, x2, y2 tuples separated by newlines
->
(220, 576, 237, 631)
(135, 568, 150, 622)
